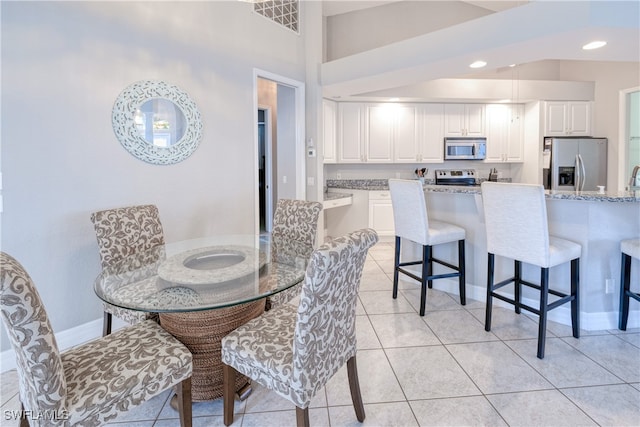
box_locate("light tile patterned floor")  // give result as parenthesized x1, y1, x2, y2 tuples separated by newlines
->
(2, 241, 639, 426)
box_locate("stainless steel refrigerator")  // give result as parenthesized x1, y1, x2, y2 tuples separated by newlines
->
(542, 137, 607, 191)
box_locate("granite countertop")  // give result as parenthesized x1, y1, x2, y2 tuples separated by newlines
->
(326, 179, 640, 202)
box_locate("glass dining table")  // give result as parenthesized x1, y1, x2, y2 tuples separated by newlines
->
(93, 234, 307, 402)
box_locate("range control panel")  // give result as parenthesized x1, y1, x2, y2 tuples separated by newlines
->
(434, 169, 477, 186)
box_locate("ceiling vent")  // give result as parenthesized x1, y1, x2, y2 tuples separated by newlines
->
(254, 0, 299, 33)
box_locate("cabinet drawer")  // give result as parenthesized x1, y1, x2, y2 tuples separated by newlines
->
(369, 191, 391, 200)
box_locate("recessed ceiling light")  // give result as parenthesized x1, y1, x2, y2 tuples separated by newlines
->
(583, 41, 607, 50)
(469, 60, 487, 69)
(509, 64, 517, 67)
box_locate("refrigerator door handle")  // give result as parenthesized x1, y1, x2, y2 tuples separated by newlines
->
(575, 154, 581, 190)
(579, 154, 587, 191)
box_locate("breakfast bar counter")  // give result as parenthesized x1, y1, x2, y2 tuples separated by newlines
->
(325, 179, 640, 330)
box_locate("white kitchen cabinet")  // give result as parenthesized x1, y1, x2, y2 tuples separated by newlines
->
(485, 104, 524, 163)
(365, 104, 396, 163)
(544, 101, 592, 136)
(337, 103, 366, 163)
(322, 99, 337, 163)
(444, 104, 485, 137)
(368, 191, 395, 236)
(391, 104, 444, 163)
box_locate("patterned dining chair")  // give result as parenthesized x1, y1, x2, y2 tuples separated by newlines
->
(221, 228, 379, 427)
(90, 204, 165, 335)
(265, 199, 323, 310)
(0, 252, 193, 427)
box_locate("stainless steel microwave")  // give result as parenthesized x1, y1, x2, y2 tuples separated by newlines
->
(444, 137, 487, 160)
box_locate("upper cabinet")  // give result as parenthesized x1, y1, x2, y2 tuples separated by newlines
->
(418, 104, 445, 163)
(444, 104, 485, 137)
(544, 101, 592, 136)
(322, 99, 337, 163)
(485, 104, 524, 163)
(365, 104, 398, 163)
(337, 103, 366, 163)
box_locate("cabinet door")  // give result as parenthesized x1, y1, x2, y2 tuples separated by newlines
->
(465, 104, 485, 136)
(568, 102, 591, 136)
(368, 199, 395, 236)
(394, 105, 421, 163)
(444, 104, 466, 136)
(366, 104, 394, 163)
(505, 104, 524, 162)
(484, 104, 509, 162)
(338, 103, 365, 163)
(545, 102, 568, 136)
(420, 104, 445, 162)
(322, 100, 337, 163)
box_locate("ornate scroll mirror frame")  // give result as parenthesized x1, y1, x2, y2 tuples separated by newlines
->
(112, 80, 203, 165)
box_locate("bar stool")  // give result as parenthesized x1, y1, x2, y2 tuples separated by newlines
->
(619, 238, 640, 330)
(388, 179, 466, 316)
(481, 182, 581, 359)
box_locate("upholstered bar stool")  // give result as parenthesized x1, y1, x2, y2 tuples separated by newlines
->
(388, 179, 466, 316)
(481, 182, 581, 359)
(619, 238, 640, 330)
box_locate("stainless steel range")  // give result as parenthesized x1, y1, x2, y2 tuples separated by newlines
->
(435, 169, 478, 186)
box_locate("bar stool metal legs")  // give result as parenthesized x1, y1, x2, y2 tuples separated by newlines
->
(393, 236, 466, 316)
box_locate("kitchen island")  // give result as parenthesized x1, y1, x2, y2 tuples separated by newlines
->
(325, 179, 640, 330)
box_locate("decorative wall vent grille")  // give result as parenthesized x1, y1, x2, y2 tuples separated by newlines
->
(254, 0, 299, 33)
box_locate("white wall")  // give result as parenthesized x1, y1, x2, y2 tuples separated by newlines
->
(0, 1, 313, 352)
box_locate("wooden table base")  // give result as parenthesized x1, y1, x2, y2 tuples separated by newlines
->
(160, 299, 265, 401)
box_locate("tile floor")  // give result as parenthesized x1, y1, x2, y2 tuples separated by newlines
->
(2, 241, 639, 426)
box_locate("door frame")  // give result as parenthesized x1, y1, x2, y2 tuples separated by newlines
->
(618, 86, 640, 190)
(253, 68, 306, 234)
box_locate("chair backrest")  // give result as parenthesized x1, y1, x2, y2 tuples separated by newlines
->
(271, 199, 323, 266)
(90, 204, 165, 269)
(292, 228, 378, 398)
(388, 179, 430, 245)
(481, 182, 550, 266)
(0, 252, 67, 417)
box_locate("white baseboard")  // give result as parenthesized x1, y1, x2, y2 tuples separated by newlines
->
(2, 317, 128, 373)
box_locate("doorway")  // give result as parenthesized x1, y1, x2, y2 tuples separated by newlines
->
(254, 69, 306, 234)
(258, 108, 272, 233)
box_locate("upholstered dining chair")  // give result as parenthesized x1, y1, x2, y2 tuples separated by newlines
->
(0, 252, 193, 427)
(265, 198, 323, 310)
(90, 204, 165, 335)
(221, 228, 379, 427)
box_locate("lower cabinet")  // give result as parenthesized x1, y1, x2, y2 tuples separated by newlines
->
(368, 191, 395, 236)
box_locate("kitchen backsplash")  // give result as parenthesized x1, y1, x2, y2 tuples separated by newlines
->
(324, 163, 512, 181)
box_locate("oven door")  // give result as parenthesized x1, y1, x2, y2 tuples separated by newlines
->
(445, 142, 477, 160)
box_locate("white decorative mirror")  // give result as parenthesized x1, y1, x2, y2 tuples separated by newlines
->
(112, 80, 203, 165)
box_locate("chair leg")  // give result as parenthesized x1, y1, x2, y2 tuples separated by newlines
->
(537, 268, 550, 359)
(347, 356, 366, 422)
(458, 240, 466, 305)
(485, 253, 495, 332)
(223, 364, 236, 426)
(427, 244, 433, 289)
(514, 260, 521, 314)
(619, 253, 632, 330)
(176, 377, 192, 427)
(296, 407, 310, 427)
(19, 403, 28, 427)
(571, 258, 580, 338)
(102, 311, 112, 336)
(420, 245, 430, 316)
(393, 236, 401, 299)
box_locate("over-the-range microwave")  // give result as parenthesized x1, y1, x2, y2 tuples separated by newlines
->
(444, 137, 487, 160)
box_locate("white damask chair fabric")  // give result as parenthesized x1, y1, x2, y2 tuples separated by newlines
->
(221, 228, 379, 427)
(0, 252, 193, 427)
(90, 204, 165, 335)
(266, 199, 323, 309)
